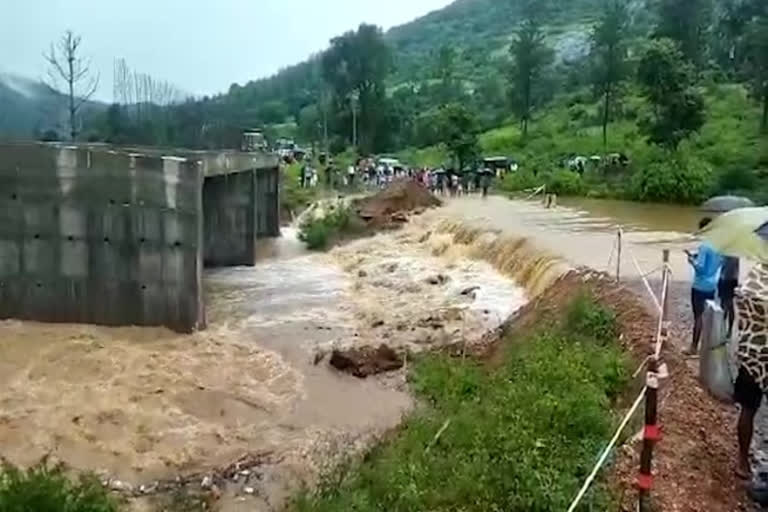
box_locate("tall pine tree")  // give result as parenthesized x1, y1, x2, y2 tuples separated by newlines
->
(509, 3, 554, 138)
(655, 0, 714, 67)
(591, 0, 629, 148)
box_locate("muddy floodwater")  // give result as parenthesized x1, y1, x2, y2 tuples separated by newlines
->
(557, 197, 701, 234)
(0, 210, 527, 511)
(0, 193, 733, 511)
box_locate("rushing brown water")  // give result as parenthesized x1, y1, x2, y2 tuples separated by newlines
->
(0, 191, 723, 512)
(557, 197, 702, 234)
(0, 203, 528, 512)
(429, 195, 703, 292)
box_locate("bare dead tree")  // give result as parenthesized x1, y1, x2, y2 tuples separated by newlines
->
(113, 58, 131, 106)
(44, 30, 99, 141)
(112, 58, 186, 120)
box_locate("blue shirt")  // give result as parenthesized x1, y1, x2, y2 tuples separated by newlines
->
(690, 242, 722, 292)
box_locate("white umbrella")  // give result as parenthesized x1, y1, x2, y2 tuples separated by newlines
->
(699, 207, 768, 262)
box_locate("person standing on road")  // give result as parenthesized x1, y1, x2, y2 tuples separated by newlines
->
(734, 263, 768, 479)
(719, 255, 740, 339)
(481, 172, 491, 198)
(684, 217, 722, 356)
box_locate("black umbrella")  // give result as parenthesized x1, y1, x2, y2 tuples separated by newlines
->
(700, 195, 755, 214)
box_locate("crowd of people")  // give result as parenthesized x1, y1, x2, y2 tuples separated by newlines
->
(415, 168, 493, 197)
(297, 159, 496, 197)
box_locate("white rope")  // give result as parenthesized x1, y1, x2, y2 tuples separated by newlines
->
(566, 387, 647, 512)
(628, 247, 661, 313)
(524, 185, 546, 201)
(632, 356, 652, 379)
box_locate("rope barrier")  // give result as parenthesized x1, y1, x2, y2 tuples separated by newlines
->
(523, 185, 546, 201)
(565, 387, 648, 512)
(567, 232, 676, 512)
(628, 247, 662, 313)
(632, 356, 652, 379)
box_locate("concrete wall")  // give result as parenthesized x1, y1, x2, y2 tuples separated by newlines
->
(0, 143, 280, 332)
(0, 143, 205, 332)
(255, 166, 280, 238)
(203, 166, 280, 266)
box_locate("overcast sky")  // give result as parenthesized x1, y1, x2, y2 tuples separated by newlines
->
(0, 0, 452, 101)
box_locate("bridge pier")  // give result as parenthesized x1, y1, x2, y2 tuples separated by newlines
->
(203, 166, 279, 267)
(0, 142, 279, 332)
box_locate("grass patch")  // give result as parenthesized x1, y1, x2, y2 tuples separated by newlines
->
(293, 295, 630, 511)
(298, 203, 364, 250)
(0, 461, 120, 512)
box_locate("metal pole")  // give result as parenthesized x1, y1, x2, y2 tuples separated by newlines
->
(616, 229, 622, 282)
(638, 255, 668, 511)
(638, 357, 659, 512)
(662, 249, 671, 336)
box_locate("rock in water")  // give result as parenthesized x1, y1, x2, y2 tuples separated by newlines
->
(329, 344, 404, 378)
(460, 286, 481, 296)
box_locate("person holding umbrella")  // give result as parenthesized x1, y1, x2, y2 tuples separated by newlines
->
(699, 206, 768, 479)
(702, 196, 755, 340)
(684, 217, 722, 356)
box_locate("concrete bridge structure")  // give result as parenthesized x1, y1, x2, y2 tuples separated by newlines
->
(0, 142, 280, 332)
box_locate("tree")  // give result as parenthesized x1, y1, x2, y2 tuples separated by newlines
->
(322, 24, 393, 154)
(298, 104, 321, 148)
(509, 15, 554, 138)
(745, 14, 768, 132)
(435, 45, 460, 105)
(44, 30, 99, 141)
(637, 39, 706, 148)
(437, 103, 480, 171)
(591, 0, 629, 148)
(655, 0, 714, 68)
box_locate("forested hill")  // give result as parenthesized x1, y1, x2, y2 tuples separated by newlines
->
(388, 0, 602, 71)
(208, 0, 619, 150)
(0, 72, 105, 139)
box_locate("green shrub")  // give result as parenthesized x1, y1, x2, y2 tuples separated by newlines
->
(547, 169, 586, 196)
(630, 152, 713, 203)
(565, 292, 618, 344)
(299, 218, 332, 250)
(298, 204, 357, 250)
(0, 461, 120, 512)
(293, 295, 629, 512)
(497, 168, 543, 192)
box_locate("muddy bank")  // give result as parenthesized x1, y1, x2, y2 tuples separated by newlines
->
(354, 180, 441, 228)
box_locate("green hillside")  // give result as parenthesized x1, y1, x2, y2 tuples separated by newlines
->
(66, 0, 768, 204)
(141, 0, 614, 150)
(399, 82, 768, 203)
